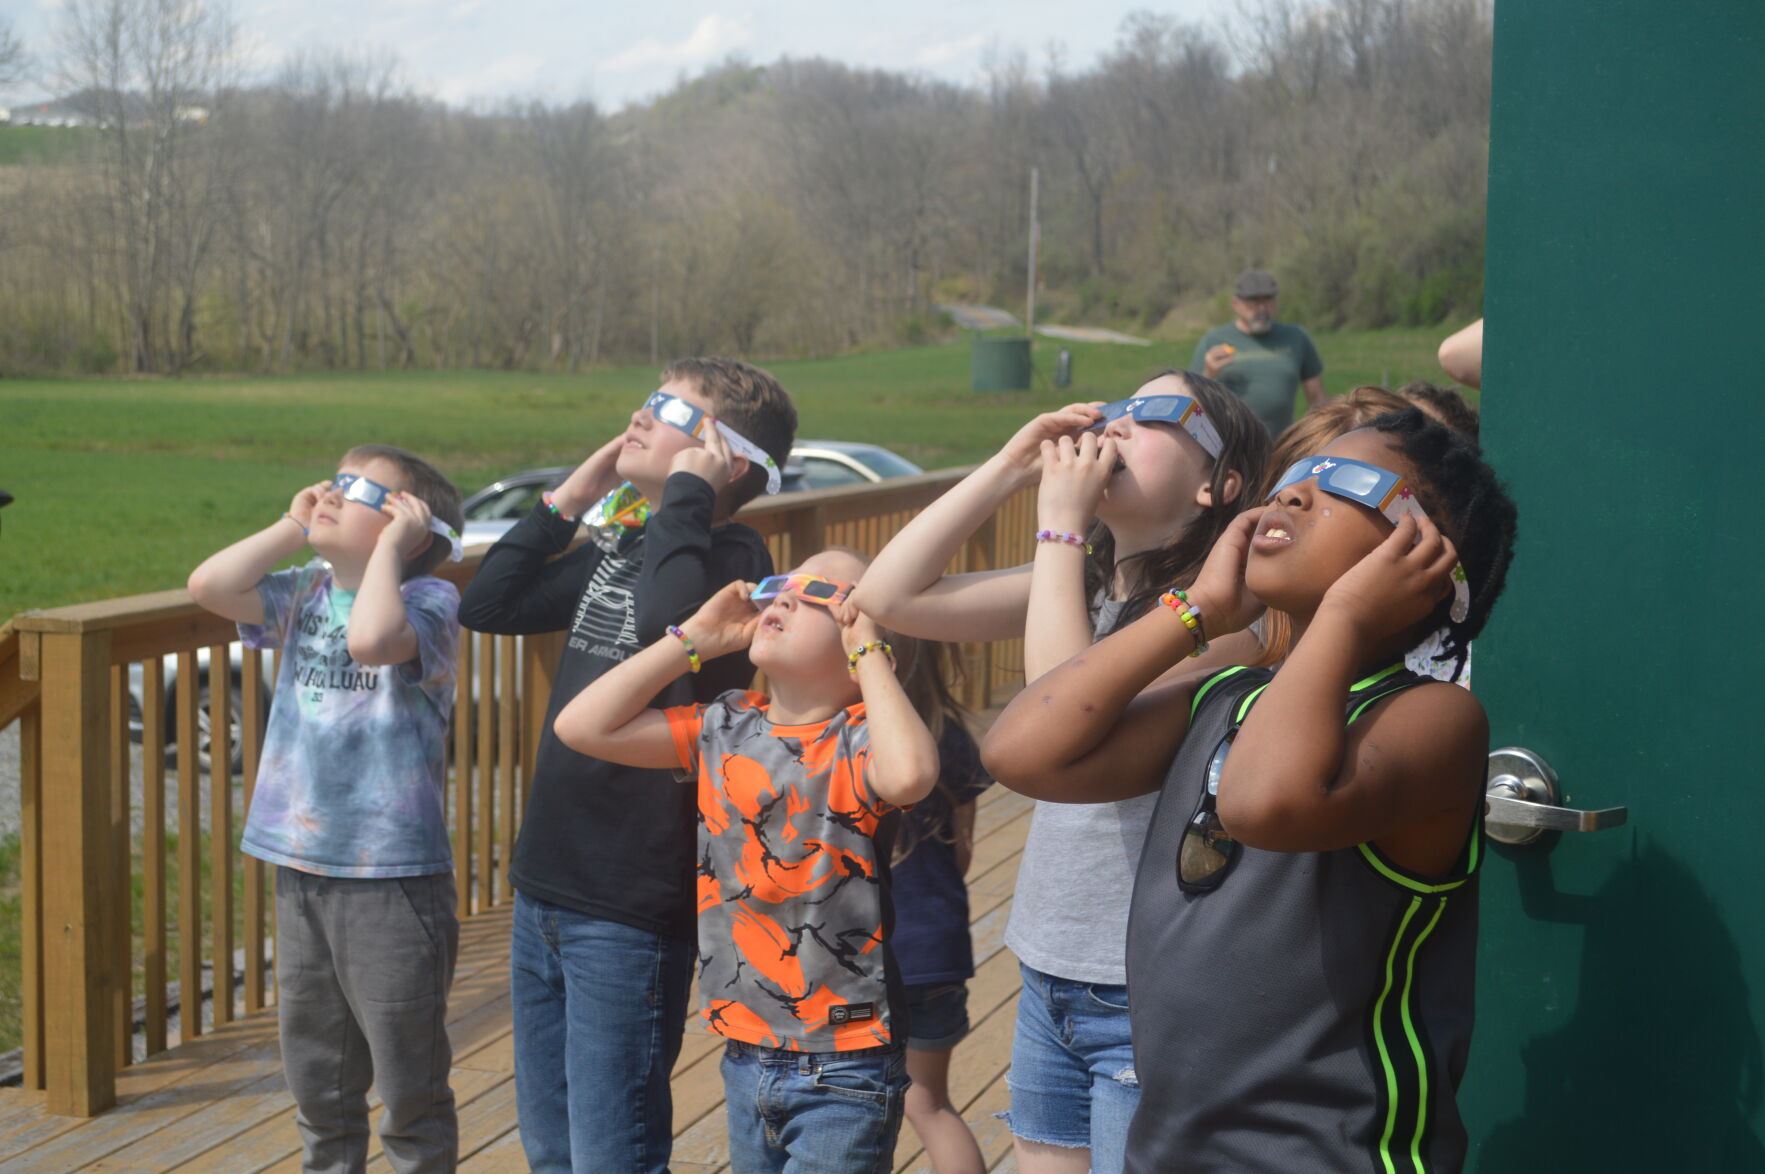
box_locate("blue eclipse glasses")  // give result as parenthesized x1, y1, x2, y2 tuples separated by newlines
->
(1084, 394, 1224, 459)
(1267, 455, 1470, 623)
(331, 474, 464, 562)
(641, 392, 782, 494)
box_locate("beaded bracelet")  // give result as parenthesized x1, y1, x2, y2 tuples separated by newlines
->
(541, 491, 578, 523)
(1158, 590, 1211, 657)
(666, 625, 701, 673)
(1035, 529, 1093, 554)
(846, 640, 896, 676)
(282, 512, 309, 537)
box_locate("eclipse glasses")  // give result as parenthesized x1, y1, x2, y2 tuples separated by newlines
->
(331, 474, 464, 562)
(643, 392, 782, 494)
(748, 573, 854, 607)
(1267, 456, 1470, 623)
(1085, 394, 1224, 459)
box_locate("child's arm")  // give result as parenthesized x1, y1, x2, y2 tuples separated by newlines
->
(458, 438, 623, 636)
(982, 508, 1269, 802)
(841, 611, 941, 807)
(348, 492, 438, 666)
(554, 580, 760, 769)
(1023, 431, 1117, 679)
(635, 428, 771, 647)
(1216, 514, 1486, 875)
(851, 403, 1102, 643)
(186, 481, 326, 624)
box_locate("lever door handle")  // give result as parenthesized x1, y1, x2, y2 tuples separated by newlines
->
(1484, 747, 1629, 846)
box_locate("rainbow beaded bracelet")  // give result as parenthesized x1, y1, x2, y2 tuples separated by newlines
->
(1158, 590, 1211, 657)
(666, 625, 701, 673)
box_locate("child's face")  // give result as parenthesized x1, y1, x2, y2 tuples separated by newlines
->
(1245, 429, 1424, 614)
(1095, 374, 1216, 526)
(616, 377, 715, 494)
(309, 455, 407, 569)
(748, 550, 865, 686)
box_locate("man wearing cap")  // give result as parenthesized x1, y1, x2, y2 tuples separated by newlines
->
(1191, 269, 1326, 437)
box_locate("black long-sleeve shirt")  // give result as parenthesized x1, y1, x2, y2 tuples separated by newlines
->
(459, 472, 772, 940)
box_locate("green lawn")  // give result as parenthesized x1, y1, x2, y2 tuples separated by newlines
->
(0, 327, 1472, 618)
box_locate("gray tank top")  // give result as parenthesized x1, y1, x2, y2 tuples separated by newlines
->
(1004, 597, 1154, 984)
(1125, 665, 1481, 1174)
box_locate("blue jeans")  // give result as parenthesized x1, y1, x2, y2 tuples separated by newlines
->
(721, 1040, 909, 1174)
(1005, 963, 1140, 1174)
(510, 891, 694, 1174)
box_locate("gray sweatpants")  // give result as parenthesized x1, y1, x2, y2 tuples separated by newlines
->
(275, 867, 460, 1174)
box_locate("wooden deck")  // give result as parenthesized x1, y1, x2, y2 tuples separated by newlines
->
(0, 786, 1036, 1173)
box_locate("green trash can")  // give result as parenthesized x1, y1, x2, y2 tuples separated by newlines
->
(971, 337, 1032, 391)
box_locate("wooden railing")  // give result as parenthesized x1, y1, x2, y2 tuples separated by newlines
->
(0, 469, 1033, 1116)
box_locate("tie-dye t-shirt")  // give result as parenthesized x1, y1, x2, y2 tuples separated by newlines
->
(237, 561, 460, 878)
(664, 691, 905, 1053)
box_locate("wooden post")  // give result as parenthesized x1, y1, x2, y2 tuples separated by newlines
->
(18, 702, 44, 1090)
(38, 629, 120, 1116)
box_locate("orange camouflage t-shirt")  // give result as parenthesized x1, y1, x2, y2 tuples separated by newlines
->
(664, 690, 904, 1052)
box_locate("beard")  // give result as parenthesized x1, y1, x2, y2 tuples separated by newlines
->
(1245, 311, 1274, 334)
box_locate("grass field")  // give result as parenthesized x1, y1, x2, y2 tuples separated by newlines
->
(0, 327, 1472, 619)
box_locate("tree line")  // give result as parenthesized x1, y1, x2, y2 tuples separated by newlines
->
(0, 0, 1491, 376)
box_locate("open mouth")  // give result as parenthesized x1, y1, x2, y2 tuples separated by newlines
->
(1252, 510, 1296, 550)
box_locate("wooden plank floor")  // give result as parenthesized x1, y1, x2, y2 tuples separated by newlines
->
(0, 785, 1035, 1173)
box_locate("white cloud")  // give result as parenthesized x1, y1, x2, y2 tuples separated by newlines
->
(432, 50, 547, 104)
(598, 12, 752, 76)
(916, 30, 989, 67)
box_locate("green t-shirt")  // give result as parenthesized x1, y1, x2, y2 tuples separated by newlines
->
(1190, 322, 1324, 437)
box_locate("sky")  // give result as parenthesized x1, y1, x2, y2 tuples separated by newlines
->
(1, 0, 1221, 111)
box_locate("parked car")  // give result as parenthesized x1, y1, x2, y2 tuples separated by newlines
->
(460, 440, 925, 549)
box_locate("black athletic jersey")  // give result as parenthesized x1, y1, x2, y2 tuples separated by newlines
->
(1125, 664, 1482, 1174)
(458, 472, 772, 941)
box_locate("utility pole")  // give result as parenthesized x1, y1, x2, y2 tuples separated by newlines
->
(1026, 167, 1040, 338)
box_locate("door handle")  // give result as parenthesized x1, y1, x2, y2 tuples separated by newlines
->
(1484, 746, 1628, 846)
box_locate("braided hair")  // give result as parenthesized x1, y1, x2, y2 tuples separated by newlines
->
(1368, 407, 1518, 677)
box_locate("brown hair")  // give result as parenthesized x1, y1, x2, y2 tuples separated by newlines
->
(1085, 370, 1272, 633)
(343, 444, 464, 580)
(887, 633, 977, 865)
(662, 356, 798, 509)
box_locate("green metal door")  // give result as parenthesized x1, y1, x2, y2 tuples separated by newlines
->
(1467, 1, 1765, 1167)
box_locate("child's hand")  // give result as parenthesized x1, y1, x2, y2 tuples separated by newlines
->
(1186, 506, 1268, 637)
(838, 605, 883, 654)
(1036, 432, 1118, 535)
(998, 403, 1106, 478)
(378, 491, 435, 561)
(551, 434, 628, 518)
(1319, 513, 1460, 645)
(679, 579, 761, 661)
(286, 480, 331, 533)
(671, 415, 738, 489)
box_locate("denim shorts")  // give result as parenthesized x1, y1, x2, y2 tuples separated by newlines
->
(1003, 963, 1140, 1174)
(904, 981, 971, 1051)
(721, 1040, 909, 1174)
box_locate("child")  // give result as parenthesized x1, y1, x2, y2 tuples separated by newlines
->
(457, 357, 794, 1174)
(889, 640, 992, 1174)
(982, 407, 1519, 1173)
(186, 444, 467, 1173)
(853, 370, 1268, 1174)
(553, 550, 941, 1174)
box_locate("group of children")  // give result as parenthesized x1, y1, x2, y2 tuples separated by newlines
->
(188, 353, 1515, 1174)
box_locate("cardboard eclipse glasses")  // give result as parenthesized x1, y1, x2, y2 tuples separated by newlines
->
(643, 392, 782, 495)
(749, 573, 854, 607)
(331, 474, 464, 562)
(1267, 456, 1470, 623)
(1084, 394, 1224, 459)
